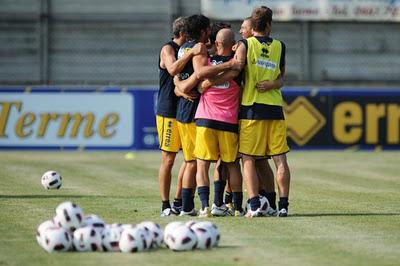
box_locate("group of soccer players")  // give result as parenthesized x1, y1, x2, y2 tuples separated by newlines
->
(156, 6, 291, 218)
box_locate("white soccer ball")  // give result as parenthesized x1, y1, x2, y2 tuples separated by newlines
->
(259, 195, 270, 213)
(185, 220, 197, 228)
(41, 170, 62, 189)
(81, 214, 105, 234)
(167, 225, 197, 252)
(190, 223, 213, 249)
(55, 201, 84, 232)
(41, 227, 72, 253)
(119, 226, 147, 253)
(73, 226, 103, 252)
(101, 224, 123, 252)
(138, 221, 163, 249)
(194, 221, 220, 247)
(36, 220, 57, 246)
(163, 221, 184, 248)
(245, 195, 270, 215)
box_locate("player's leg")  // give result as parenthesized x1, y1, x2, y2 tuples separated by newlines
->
(215, 130, 241, 216)
(196, 159, 212, 217)
(242, 155, 260, 211)
(171, 160, 185, 214)
(181, 160, 197, 215)
(255, 158, 277, 215)
(214, 159, 233, 211)
(224, 180, 233, 210)
(266, 119, 290, 217)
(194, 126, 218, 217)
(272, 154, 290, 217)
(211, 159, 227, 216)
(239, 119, 269, 217)
(177, 122, 197, 216)
(156, 115, 181, 216)
(159, 151, 177, 214)
(226, 159, 244, 216)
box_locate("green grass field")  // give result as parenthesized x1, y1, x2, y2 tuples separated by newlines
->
(0, 151, 399, 266)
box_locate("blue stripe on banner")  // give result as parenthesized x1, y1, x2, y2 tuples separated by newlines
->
(1, 86, 400, 150)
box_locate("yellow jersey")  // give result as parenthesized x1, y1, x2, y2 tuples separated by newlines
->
(242, 36, 284, 107)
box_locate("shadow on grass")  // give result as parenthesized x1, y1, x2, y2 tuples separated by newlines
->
(217, 245, 241, 249)
(0, 194, 130, 199)
(291, 212, 400, 217)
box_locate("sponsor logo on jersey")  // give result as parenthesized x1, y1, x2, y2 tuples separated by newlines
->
(256, 59, 277, 70)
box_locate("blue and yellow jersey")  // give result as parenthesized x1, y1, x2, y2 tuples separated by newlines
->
(176, 41, 200, 123)
(239, 36, 286, 120)
(157, 40, 180, 118)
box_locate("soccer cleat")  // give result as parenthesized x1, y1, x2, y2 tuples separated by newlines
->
(160, 208, 173, 217)
(211, 204, 231, 216)
(225, 202, 234, 212)
(245, 208, 264, 218)
(171, 203, 182, 215)
(277, 208, 288, 217)
(266, 207, 278, 217)
(234, 210, 245, 217)
(198, 207, 212, 218)
(179, 209, 197, 217)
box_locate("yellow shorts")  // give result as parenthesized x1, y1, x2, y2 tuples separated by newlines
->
(177, 122, 196, 161)
(194, 127, 238, 163)
(156, 115, 181, 153)
(239, 119, 289, 157)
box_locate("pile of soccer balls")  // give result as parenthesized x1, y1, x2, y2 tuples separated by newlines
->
(36, 201, 220, 253)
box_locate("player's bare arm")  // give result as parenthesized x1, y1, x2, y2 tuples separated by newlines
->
(173, 86, 196, 102)
(173, 74, 200, 94)
(198, 70, 240, 94)
(160, 43, 203, 76)
(195, 58, 241, 80)
(233, 41, 246, 71)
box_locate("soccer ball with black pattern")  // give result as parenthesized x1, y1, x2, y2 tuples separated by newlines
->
(36, 220, 57, 247)
(245, 195, 270, 215)
(41, 171, 62, 190)
(81, 214, 105, 234)
(41, 227, 72, 253)
(55, 201, 84, 232)
(194, 221, 220, 247)
(73, 226, 103, 252)
(101, 224, 123, 252)
(163, 221, 184, 248)
(166, 224, 197, 252)
(119, 226, 148, 253)
(190, 222, 213, 250)
(138, 221, 164, 249)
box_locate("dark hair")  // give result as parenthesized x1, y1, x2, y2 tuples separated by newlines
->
(172, 17, 186, 38)
(251, 6, 273, 32)
(209, 22, 231, 44)
(184, 14, 210, 41)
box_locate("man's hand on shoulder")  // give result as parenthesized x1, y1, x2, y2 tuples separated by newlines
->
(191, 43, 207, 57)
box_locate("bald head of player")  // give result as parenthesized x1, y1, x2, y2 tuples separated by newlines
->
(215, 28, 235, 56)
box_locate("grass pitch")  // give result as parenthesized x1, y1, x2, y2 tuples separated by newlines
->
(0, 151, 399, 266)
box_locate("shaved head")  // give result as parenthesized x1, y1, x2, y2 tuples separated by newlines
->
(216, 28, 235, 48)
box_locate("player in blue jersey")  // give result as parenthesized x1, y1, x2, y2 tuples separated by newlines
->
(157, 17, 202, 217)
(172, 14, 211, 216)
